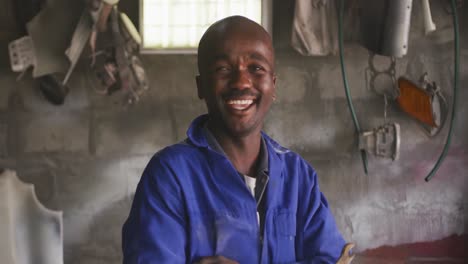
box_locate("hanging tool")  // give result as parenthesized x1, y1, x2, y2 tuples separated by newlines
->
(359, 0, 413, 58)
(422, 0, 436, 34)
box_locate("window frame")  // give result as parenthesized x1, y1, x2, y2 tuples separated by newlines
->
(139, 0, 273, 54)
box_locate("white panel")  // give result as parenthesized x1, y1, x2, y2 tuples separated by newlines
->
(141, 0, 263, 50)
(0, 170, 63, 264)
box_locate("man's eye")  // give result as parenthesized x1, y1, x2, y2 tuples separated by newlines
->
(250, 65, 265, 72)
(215, 66, 230, 72)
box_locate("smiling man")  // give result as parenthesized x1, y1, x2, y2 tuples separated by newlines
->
(122, 16, 346, 264)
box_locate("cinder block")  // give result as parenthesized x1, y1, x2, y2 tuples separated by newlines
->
(87, 199, 131, 256)
(170, 99, 206, 142)
(0, 122, 6, 158)
(18, 72, 89, 112)
(58, 157, 140, 264)
(316, 45, 372, 100)
(16, 167, 57, 207)
(64, 198, 130, 264)
(343, 188, 466, 252)
(94, 104, 174, 156)
(0, 71, 17, 110)
(264, 102, 354, 157)
(67, 254, 121, 264)
(17, 110, 89, 153)
(55, 157, 128, 215)
(123, 155, 153, 196)
(454, 87, 468, 138)
(63, 211, 94, 247)
(275, 66, 308, 103)
(57, 157, 134, 264)
(309, 158, 369, 205)
(142, 55, 199, 102)
(465, 203, 468, 234)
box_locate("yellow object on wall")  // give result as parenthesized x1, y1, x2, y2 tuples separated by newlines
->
(397, 77, 437, 127)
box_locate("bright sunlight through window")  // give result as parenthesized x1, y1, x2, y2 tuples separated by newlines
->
(140, 0, 269, 53)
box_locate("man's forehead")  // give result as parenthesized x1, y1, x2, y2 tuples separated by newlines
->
(207, 51, 273, 64)
(198, 16, 274, 71)
(208, 28, 273, 56)
(209, 16, 268, 36)
(209, 45, 273, 63)
(208, 24, 271, 45)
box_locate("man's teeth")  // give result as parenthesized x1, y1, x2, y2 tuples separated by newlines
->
(226, 99, 254, 110)
(227, 99, 253, 105)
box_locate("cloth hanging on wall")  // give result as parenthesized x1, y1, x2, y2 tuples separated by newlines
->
(291, 0, 339, 56)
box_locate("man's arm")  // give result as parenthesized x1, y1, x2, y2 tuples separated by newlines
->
(295, 165, 347, 264)
(122, 157, 188, 264)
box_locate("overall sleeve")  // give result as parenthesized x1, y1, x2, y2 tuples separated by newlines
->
(295, 165, 346, 264)
(122, 157, 188, 264)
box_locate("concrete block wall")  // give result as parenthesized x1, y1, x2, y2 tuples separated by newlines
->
(0, 0, 467, 263)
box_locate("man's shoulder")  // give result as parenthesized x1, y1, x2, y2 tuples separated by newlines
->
(263, 134, 316, 175)
(143, 140, 207, 180)
(263, 134, 307, 162)
(151, 139, 201, 163)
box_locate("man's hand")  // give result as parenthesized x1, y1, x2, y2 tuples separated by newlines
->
(194, 256, 239, 264)
(336, 243, 355, 264)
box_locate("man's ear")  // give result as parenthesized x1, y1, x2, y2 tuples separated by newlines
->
(272, 74, 277, 99)
(196, 75, 204, 99)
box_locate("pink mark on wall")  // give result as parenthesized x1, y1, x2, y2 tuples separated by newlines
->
(356, 234, 468, 263)
(409, 147, 468, 183)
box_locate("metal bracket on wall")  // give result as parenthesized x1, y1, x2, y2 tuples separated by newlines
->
(361, 52, 401, 161)
(365, 53, 399, 99)
(359, 123, 401, 161)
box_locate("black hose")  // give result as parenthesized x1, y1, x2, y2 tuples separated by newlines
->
(338, 0, 368, 174)
(425, 0, 459, 182)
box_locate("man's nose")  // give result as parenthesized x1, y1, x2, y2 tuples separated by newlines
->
(230, 69, 252, 90)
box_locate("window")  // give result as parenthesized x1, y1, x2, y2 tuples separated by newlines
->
(139, 0, 272, 53)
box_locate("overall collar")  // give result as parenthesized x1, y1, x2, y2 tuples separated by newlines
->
(202, 122, 269, 176)
(186, 114, 287, 176)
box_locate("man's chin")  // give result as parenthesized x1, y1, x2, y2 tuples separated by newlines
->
(224, 120, 261, 138)
(207, 112, 262, 137)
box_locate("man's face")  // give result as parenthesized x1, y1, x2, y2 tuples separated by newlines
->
(197, 27, 276, 138)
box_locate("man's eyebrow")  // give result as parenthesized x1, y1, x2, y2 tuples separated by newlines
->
(250, 52, 272, 66)
(210, 52, 272, 66)
(211, 54, 229, 63)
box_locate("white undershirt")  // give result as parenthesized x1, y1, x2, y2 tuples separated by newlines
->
(243, 175, 259, 224)
(243, 175, 256, 196)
